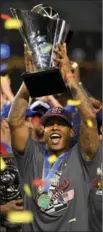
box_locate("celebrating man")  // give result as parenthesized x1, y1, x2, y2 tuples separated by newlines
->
(8, 44, 100, 231)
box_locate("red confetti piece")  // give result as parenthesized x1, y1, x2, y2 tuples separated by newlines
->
(0, 144, 9, 156)
(32, 178, 47, 187)
(1, 14, 11, 20)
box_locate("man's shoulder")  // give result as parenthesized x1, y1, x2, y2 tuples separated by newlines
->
(68, 143, 80, 163)
(70, 142, 79, 154)
(25, 136, 46, 153)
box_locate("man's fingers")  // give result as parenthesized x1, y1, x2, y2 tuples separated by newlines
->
(12, 199, 23, 205)
(24, 44, 30, 53)
(15, 199, 23, 204)
(24, 44, 32, 59)
(53, 49, 62, 58)
(24, 44, 33, 72)
(63, 43, 67, 53)
(12, 199, 24, 210)
(53, 57, 61, 63)
(24, 46, 33, 72)
(15, 206, 24, 211)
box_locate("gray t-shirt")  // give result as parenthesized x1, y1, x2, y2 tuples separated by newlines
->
(14, 136, 101, 232)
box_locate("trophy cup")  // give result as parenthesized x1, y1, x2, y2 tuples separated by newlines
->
(0, 155, 22, 204)
(0, 155, 22, 229)
(10, 4, 73, 97)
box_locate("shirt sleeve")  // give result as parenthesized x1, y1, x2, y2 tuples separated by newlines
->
(78, 141, 102, 182)
(13, 135, 45, 179)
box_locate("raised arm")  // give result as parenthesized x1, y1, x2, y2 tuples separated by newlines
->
(54, 44, 99, 160)
(8, 45, 36, 152)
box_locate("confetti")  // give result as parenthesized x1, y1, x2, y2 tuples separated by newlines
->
(71, 62, 78, 69)
(86, 120, 93, 128)
(24, 184, 32, 197)
(1, 14, 11, 20)
(7, 211, 33, 224)
(1, 75, 9, 80)
(50, 178, 55, 183)
(41, 44, 52, 54)
(4, 19, 22, 29)
(32, 178, 47, 187)
(68, 218, 77, 223)
(67, 100, 81, 106)
(0, 157, 6, 171)
(97, 167, 101, 175)
(48, 155, 57, 164)
(98, 181, 102, 190)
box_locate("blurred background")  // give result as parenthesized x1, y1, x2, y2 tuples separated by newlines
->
(0, 0, 102, 102)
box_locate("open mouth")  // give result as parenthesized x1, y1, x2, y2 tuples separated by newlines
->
(50, 133, 62, 144)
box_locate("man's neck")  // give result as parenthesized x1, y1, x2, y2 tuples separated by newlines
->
(49, 147, 69, 158)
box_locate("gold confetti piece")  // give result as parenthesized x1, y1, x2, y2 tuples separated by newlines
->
(98, 181, 102, 190)
(0, 157, 6, 171)
(67, 100, 81, 106)
(4, 19, 22, 29)
(86, 120, 93, 128)
(1, 75, 9, 80)
(48, 155, 57, 164)
(50, 178, 55, 183)
(7, 211, 33, 224)
(69, 218, 77, 223)
(24, 184, 32, 197)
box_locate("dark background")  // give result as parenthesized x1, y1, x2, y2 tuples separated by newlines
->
(0, 0, 102, 101)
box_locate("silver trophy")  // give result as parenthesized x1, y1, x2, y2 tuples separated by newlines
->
(10, 4, 73, 97)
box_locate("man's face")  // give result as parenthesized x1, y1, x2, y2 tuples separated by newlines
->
(44, 116, 73, 154)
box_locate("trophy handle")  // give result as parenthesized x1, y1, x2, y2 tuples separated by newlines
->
(54, 19, 69, 44)
(50, 18, 70, 67)
(10, 8, 29, 47)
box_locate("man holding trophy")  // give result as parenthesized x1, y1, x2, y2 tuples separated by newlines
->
(8, 4, 100, 232)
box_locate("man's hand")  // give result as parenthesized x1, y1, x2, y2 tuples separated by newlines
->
(53, 43, 71, 78)
(24, 44, 37, 73)
(53, 43, 99, 159)
(0, 199, 24, 215)
(1, 75, 14, 102)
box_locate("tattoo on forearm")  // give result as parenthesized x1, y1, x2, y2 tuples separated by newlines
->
(68, 80, 99, 158)
(70, 83, 95, 119)
(8, 83, 29, 126)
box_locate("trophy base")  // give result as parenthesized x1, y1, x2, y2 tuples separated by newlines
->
(22, 68, 67, 97)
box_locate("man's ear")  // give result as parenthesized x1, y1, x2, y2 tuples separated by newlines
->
(70, 128, 75, 138)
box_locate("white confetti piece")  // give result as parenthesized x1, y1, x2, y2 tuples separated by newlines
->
(68, 218, 77, 223)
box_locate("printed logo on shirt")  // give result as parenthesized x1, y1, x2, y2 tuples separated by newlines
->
(40, 170, 74, 214)
(91, 165, 103, 196)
